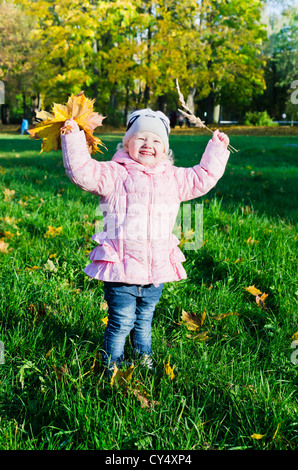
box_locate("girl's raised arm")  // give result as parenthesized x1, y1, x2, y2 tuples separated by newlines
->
(174, 133, 230, 202)
(60, 119, 117, 196)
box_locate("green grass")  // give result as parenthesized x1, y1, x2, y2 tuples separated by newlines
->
(0, 132, 297, 450)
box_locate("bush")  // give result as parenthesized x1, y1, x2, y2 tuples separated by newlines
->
(243, 110, 277, 126)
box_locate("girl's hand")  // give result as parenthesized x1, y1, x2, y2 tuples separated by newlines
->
(60, 118, 80, 135)
(212, 129, 230, 148)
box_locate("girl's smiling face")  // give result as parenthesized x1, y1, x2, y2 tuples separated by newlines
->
(126, 131, 166, 167)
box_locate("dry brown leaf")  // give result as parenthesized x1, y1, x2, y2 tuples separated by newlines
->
(164, 355, 175, 380)
(3, 188, 15, 202)
(245, 285, 262, 296)
(110, 363, 135, 387)
(212, 311, 238, 321)
(132, 381, 160, 409)
(187, 330, 209, 342)
(90, 352, 100, 375)
(181, 309, 206, 331)
(0, 240, 9, 253)
(256, 293, 269, 307)
(52, 364, 69, 383)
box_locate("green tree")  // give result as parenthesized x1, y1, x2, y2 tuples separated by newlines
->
(0, 1, 39, 123)
(194, 0, 268, 123)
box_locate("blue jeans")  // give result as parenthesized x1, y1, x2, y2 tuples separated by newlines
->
(102, 282, 164, 367)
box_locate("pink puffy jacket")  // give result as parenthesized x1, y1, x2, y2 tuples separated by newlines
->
(61, 130, 229, 285)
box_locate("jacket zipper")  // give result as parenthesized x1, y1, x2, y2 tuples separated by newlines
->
(147, 174, 154, 282)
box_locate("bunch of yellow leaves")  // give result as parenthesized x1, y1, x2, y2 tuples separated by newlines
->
(28, 92, 105, 154)
(245, 285, 269, 308)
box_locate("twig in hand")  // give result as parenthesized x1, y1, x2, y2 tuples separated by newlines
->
(176, 79, 239, 153)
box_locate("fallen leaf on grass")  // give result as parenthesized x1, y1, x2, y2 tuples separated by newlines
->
(246, 236, 259, 245)
(3, 188, 15, 201)
(251, 433, 266, 440)
(211, 311, 238, 321)
(181, 309, 206, 331)
(179, 229, 195, 248)
(132, 381, 160, 409)
(0, 240, 9, 253)
(18, 199, 28, 207)
(101, 316, 108, 327)
(44, 226, 63, 238)
(187, 330, 209, 342)
(44, 259, 58, 273)
(256, 293, 269, 307)
(45, 347, 55, 358)
(110, 363, 136, 387)
(52, 364, 69, 383)
(245, 285, 268, 308)
(245, 285, 262, 296)
(25, 266, 39, 271)
(273, 423, 280, 440)
(164, 355, 175, 380)
(90, 352, 100, 375)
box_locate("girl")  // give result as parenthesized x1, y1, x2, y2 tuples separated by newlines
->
(60, 109, 230, 373)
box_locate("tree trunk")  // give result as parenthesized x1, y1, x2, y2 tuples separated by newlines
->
(157, 94, 167, 113)
(213, 103, 220, 123)
(144, 84, 150, 109)
(186, 87, 196, 113)
(1, 104, 10, 124)
(124, 82, 130, 126)
(144, 6, 152, 108)
(205, 92, 221, 124)
(22, 92, 28, 119)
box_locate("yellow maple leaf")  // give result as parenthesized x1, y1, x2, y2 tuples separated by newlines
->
(28, 92, 106, 154)
(212, 311, 238, 321)
(181, 309, 206, 331)
(245, 285, 262, 296)
(251, 433, 266, 440)
(110, 363, 135, 387)
(164, 355, 175, 380)
(101, 316, 109, 327)
(44, 226, 63, 238)
(45, 347, 55, 358)
(0, 240, 9, 253)
(3, 231, 14, 239)
(187, 330, 209, 342)
(3, 188, 15, 202)
(292, 332, 298, 341)
(256, 292, 269, 307)
(246, 236, 259, 245)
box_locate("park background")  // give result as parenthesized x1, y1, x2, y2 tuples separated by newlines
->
(0, 0, 298, 452)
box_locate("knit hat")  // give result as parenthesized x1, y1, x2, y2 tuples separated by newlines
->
(123, 109, 170, 153)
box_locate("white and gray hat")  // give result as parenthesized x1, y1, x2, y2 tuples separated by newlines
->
(123, 109, 170, 152)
